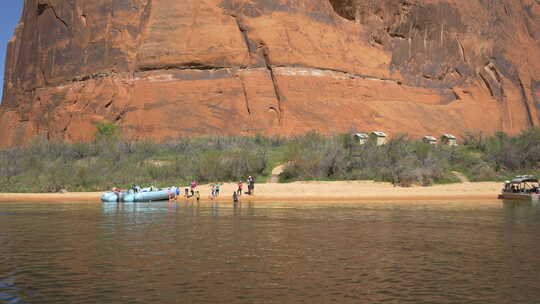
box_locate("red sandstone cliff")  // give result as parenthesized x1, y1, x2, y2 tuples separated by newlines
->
(1, 0, 539, 146)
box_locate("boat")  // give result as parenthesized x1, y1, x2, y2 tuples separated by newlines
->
(101, 187, 178, 203)
(101, 189, 135, 203)
(132, 187, 177, 202)
(101, 191, 123, 202)
(498, 176, 540, 201)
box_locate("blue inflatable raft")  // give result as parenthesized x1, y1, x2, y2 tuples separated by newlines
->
(101, 187, 178, 203)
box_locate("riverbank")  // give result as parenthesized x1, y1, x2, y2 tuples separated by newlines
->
(0, 181, 502, 202)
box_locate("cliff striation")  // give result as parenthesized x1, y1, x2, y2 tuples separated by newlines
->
(1, 0, 540, 146)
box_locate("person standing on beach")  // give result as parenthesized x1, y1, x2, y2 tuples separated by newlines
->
(210, 184, 216, 198)
(237, 180, 243, 196)
(190, 181, 197, 196)
(247, 176, 255, 195)
(215, 183, 221, 197)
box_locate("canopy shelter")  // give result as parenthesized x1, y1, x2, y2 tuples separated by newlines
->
(441, 133, 457, 146)
(370, 131, 388, 146)
(423, 136, 437, 144)
(504, 176, 539, 193)
(353, 133, 369, 145)
(509, 176, 539, 184)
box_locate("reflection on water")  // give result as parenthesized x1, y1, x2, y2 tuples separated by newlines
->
(1, 200, 539, 303)
(502, 200, 540, 224)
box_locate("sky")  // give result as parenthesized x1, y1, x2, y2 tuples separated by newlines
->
(0, 1, 24, 100)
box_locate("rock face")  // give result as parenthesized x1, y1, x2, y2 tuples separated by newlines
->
(1, 0, 539, 146)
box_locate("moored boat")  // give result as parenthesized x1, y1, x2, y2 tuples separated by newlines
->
(498, 176, 540, 201)
(101, 187, 178, 203)
(101, 191, 122, 203)
(132, 187, 176, 202)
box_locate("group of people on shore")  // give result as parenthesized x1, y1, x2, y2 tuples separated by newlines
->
(176, 180, 201, 202)
(233, 176, 256, 203)
(171, 177, 256, 203)
(210, 183, 222, 199)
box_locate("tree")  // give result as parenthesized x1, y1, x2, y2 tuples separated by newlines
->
(95, 122, 120, 142)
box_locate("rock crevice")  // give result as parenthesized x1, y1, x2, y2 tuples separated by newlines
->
(261, 47, 283, 124)
(38, 1, 69, 30)
(518, 77, 535, 127)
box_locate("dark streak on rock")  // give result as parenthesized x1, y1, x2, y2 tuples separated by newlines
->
(39, 65, 48, 85)
(115, 107, 128, 122)
(518, 77, 534, 127)
(231, 14, 257, 57)
(26, 62, 462, 108)
(261, 46, 283, 123)
(138, 63, 228, 72)
(383, 2, 467, 88)
(532, 79, 540, 111)
(133, 0, 153, 71)
(452, 88, 461, 101)
(232, 18, 249, 52)
(456, 36, 466, 63)
(39, 1, 70, 30)
(238, 76, 251, 115)
(478, 63, 506, 102)
(479, 72, 497, 99)
(37, 3, 48, 16)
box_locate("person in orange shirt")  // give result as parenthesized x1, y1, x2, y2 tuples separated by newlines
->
(237, 180, 243, 196)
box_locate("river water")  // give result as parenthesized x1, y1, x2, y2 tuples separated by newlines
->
(1, 200, 539, 303)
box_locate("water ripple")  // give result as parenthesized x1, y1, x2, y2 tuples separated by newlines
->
(0, 201, 539, 303)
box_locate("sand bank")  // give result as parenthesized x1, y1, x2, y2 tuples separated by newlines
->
(0, 181, 502, 203)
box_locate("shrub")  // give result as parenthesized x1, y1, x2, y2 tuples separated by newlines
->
(0, 129, 539, 192)
(95, 122, 121, 142)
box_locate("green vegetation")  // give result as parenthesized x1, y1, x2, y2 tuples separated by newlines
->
(0, 127, 539, 192)
(280, 129, 540, 185)
(0, 136, 275, 193)
(95, 122, 121, 142)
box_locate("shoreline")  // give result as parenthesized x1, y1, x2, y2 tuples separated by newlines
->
(0, 181, 502, 203)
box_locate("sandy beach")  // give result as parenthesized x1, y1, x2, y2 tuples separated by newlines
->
(0, 181, 503, 203)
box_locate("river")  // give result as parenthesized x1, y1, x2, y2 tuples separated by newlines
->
(1, 200, 539, 303)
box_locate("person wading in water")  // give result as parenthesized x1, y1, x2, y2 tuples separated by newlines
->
(232, 191, 239, 206)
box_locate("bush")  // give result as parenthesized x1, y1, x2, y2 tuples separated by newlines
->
(279, 129, 540, 185)
(95, 122, 121, 142)
(0, 135, 273, 192)
(0, 129, 539, 192)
